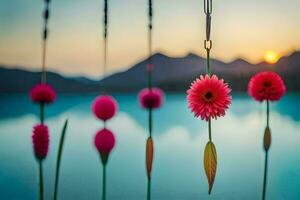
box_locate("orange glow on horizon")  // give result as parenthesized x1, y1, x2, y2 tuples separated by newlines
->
(264, 51, 280, 64)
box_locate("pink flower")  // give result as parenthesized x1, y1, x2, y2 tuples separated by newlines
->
(92, 95, 118, 121)
(32, 124, 49, 160)
(30, 83, 56, 103)
(94, 128, 116, 164)
(248, 71, 286, 102)
(138, 88, 164, 109)
(187, 74, 232, 121)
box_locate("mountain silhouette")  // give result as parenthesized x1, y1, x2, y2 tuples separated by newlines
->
(0, 51, 299, 93)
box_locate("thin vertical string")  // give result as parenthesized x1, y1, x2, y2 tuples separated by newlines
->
(101, 2, 108, 199)
(147, 0, 153, 137)
(41, 0, 50, 84)
(204, 0, 213, 139)
(103, 0, 108, 80)
(262, 100, 270, 200)
(40, 0, 51, 124)
(147, 1, 153, 200)
(147, 0, 153, 146)
(147, 0, 153, 91)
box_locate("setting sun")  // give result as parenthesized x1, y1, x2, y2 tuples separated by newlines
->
(264, 51, 280, 64)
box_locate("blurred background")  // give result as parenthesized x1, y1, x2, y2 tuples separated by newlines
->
(0, 0, 299, 199)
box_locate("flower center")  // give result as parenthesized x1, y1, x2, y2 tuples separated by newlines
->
(263, 81, 272, 87)
(203, 91, 214, 102)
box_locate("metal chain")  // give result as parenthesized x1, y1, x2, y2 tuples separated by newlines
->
(41, 0, 51, 83)
(204, 0, 212, 76)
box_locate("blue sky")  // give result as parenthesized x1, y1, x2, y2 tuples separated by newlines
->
(0, 0, 299, 78)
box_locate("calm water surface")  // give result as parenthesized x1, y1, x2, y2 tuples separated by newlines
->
(0, 93, 300, 200)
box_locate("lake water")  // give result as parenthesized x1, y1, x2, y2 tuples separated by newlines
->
(0, 93, 300, 200)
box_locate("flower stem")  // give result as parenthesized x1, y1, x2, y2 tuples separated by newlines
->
(39, 160, 44, 200)
(262, 100, 270, 200)
(102, 164, 107, 200)
(149, 108, 152, 137)
(53, 119, 68, 200)
(40, 103, 45, 125)
(147, 176, 151, 200)
(208, 118, 212, 142)
(266, 100, 270, 127)
(262, 151, 269, 200)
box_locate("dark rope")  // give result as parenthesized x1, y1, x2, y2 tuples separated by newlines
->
(103, 0, 108, 78)
(147, 0, 153, 90)
(41, 0, 51, 83)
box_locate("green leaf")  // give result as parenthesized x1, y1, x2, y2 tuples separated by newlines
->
(53, 119, 68, 200)
(204, 141, 217, 195)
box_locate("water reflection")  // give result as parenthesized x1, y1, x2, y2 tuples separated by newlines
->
(0, 94, 299, 199)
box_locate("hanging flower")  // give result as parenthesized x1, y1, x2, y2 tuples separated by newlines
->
(248, 71, 286, 102)
(92, 95, 118, 121)
(187, 74, 232, 121)
(138, 88, 164, 109)
(32, 124, 49, 160)
(94, 128, 116, 164)
(30, 83, 56, 103)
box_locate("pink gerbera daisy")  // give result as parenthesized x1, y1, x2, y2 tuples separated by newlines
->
(30, 83, 56, 103)
(248, 71, 286, 102)
(187, 74, 232, 121)
(32, 124, 49, 160)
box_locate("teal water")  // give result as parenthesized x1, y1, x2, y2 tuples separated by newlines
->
(0, 93, 300, 200)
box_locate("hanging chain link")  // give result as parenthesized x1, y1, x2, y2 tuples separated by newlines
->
(41, 0, 51, 83)
(204, 0, 212, 76)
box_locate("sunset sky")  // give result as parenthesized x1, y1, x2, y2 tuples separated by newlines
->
(0, 0, 299, 78)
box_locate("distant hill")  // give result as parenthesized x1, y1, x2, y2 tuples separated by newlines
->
(0, 51, 300, 93)
(0, 68, 99, 93)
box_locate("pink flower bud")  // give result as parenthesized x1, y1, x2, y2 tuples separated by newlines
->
(138, 88, 164, 109)
(30, 83, 56, 104)
(32, 124, 49, 160)
(94, 128, 116, 164)
(92, 95, 118, 121)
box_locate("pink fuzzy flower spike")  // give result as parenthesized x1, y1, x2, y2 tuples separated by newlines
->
(30, 83, 56, 103)
(187, 74, 232, 121)
(92, 95, 118, 121)
(248, 71, 286, 102)
(138, 88, 164, 109)
(94, 128, 116, 164)
(32, 124, 49, 160)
